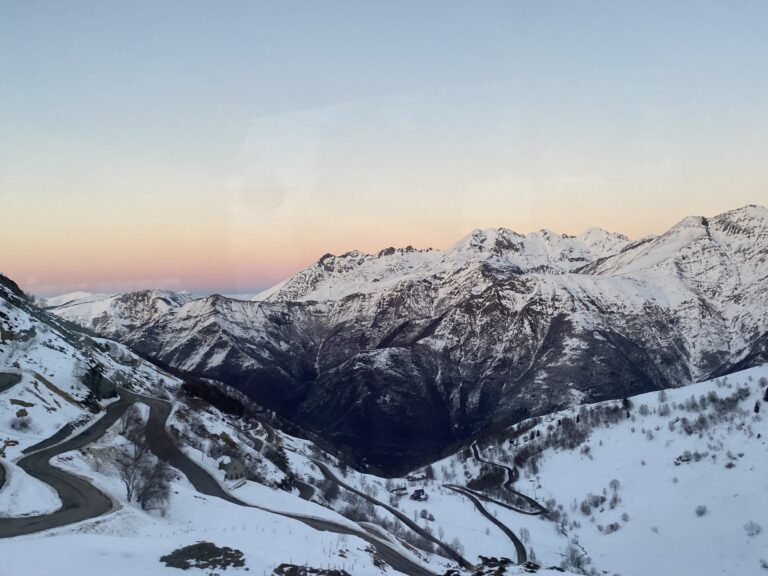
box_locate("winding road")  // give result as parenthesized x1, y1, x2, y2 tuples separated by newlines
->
(314, 460, 473, 570)
(444, 483, 528, 564)
(470, 443, 547, 515)
(439, 442, 548, 565)
(0, 392, 134, 537)
(0, 389, 435, 576)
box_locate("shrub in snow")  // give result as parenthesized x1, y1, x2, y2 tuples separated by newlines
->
(10, 415, 31, 431)
(319, 479, 340, 502)
(745, 521, 763, 537)
(695, 505, 708, 517)
(560, 542, 590, 572)
(604, 522, 621, 534)
(264, 446, 291, 474)
(400, 530, 435, 553)
(160, 542, 245, 571)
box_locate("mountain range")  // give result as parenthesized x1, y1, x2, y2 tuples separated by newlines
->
(41, 205, 768, 473)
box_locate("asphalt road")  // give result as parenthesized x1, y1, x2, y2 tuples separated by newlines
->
(444, 483, 528, 564)
(438, 442, 551, 565)
(0, 372, 22, 394)
(22, 422, 77, 455)
(470, 442, 547, 515)
(0, 387, 434, 576)
(456, 485, 544, 516)
(0, 392, 134, 538)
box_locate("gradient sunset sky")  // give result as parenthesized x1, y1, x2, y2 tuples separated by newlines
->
(2, 1, 768, 295)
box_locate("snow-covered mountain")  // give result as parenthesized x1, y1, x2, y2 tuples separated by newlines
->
(5, 270, 765, 575)
(1, 270, 584, 575)
(42, 289, 194, 340)
(45, 205, 768, 473)
(251, 226, 629, 303)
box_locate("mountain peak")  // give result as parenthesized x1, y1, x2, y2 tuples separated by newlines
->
(712, 204, 768, 228)
(577, 226, 629, 241)
(450, 227, 523, 255)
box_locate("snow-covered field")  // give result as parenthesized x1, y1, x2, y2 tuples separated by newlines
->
(2, 478, 392, 576)
(534, 367, 768, 576)
(480, 365, 768, 576)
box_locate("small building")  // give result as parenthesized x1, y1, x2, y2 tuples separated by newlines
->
(410, 488, 428, 502)
(390, 486, 408, 496)
(219, 457, 247, 481)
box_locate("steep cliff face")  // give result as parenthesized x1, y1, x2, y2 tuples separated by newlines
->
(47, 206, 768, 472)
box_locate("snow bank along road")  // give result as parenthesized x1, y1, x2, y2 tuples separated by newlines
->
(0, 372, 23, 490)
(0, 388, 436, 576)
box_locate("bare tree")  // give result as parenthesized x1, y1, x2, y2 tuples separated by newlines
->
(449, 537, 465, 556)
(120, 404, 144, 439)
(116, 440, 151, 503)
(136, 460, 174, 511)
(115, 429, 172, 511)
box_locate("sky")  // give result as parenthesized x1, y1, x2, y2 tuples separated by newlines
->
(2, 1, 768, 295)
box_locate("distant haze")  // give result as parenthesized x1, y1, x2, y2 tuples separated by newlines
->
(2, 1, 767, 294)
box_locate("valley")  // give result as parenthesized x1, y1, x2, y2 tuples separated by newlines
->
(2, 228, 767, 574)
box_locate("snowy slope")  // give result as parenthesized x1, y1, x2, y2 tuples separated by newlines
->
(39, 291, 110, 308)
(460, 364, 768, 576)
